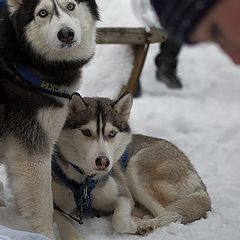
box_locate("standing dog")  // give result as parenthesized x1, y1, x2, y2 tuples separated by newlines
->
(52, 94, 211, 239)
(0, 0, 99, 238)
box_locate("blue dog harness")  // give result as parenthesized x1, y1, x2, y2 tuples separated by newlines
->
(52, 149, 129, 224)
(52, 159, 97, 224)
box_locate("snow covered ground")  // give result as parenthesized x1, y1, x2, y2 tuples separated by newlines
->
(1, 0, 240, 239)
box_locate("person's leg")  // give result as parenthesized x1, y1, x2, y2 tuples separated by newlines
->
(155, 39, 182, 89)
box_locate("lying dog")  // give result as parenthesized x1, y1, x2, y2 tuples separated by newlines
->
(0, 0, 99, 238)
(52, 93, 211, 239)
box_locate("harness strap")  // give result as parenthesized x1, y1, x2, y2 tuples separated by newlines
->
(52, 159, 78, 193)
(52, 160, 97, 224)
(54, 203, 84, 225)
(119, 148, 129, 169)
(71, 163, 85, 175)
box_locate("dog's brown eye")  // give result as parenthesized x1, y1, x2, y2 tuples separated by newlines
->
(67, 3, 75, 11)
(38, 9, 48, 18)
(81, 129, 92, 137)
(109, 130, 117, 138)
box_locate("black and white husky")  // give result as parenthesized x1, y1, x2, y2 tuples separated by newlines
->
(52, 94, 211, 239)
(0, 0, 98, 238)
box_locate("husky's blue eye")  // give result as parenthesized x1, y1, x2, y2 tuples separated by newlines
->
(81, 129, 92, 137)
(67, 3, 76, 11)
(109, 130, 117, 138)
(38, 9, 48, 18)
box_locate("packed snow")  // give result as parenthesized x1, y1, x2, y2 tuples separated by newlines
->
(1, 0, 240, 239)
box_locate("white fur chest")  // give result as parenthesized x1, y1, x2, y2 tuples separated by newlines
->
(92, 176, 119, 211)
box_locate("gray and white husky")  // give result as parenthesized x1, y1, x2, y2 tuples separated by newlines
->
(52, 94, 211, 239)
(0, 0, 98, 238)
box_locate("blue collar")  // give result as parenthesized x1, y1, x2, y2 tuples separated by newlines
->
(2, 54, 71, 99)
(15, 65, 71, 99)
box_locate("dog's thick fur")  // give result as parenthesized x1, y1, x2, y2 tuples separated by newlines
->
(52, 94, 211, 239)
(0, 0, 98, 238)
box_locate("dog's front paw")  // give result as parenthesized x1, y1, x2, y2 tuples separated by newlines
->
(137, 211, 182, 236)
(112, 216, 138, 234)
(137, 219, 157, 236)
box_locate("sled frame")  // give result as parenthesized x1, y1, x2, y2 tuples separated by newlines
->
(96, 27, 167, 96)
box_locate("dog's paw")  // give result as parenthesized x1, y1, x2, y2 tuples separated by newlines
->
(137, 211, 182, 236)
(112, 216, 138, 234)
(137, 219, 157, 236)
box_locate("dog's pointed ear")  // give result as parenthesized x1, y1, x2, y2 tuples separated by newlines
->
(7, 0, 23, 15)
(69, 93, 88, 115)
(113, 93, 133, 121)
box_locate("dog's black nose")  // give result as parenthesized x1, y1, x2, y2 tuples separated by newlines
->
(95, 156, 110, 170)
(57, 28, 75, 43)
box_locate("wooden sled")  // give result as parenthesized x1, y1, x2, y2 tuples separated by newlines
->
(96, 27, 167, 96)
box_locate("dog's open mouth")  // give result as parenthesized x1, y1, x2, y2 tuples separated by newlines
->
(61, 41, 77, 49)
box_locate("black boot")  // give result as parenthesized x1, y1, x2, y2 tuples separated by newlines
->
(155, 58, 182, 89)
(155, 39, 182, 89)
